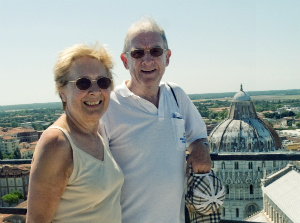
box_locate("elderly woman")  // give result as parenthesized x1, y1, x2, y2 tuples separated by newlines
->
(26, 43, 124, 223)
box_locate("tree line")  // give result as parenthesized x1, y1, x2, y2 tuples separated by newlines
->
(0, 99, 299, 129)
(188, 89, 300, 100)
(0, 108, 63, 129)
(193, 99, 300, 121)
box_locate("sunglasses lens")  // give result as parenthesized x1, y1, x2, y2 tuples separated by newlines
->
(150, 48, 164, 57)
(76, 78, 91, 90)
(130, 50, 144, 59)
(130, 48, 164, 58)
(97, 77, 111, 89)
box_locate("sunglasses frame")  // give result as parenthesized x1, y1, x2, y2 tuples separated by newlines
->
(68, 77, 111, 91)
(126, 47, 167, 59)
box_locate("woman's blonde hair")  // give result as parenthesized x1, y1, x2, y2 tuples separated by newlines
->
(53, 43, 114, 109)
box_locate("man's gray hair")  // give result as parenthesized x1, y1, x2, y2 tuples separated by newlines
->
(122, 16, 169, 53)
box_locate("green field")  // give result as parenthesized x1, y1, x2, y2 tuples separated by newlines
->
(249, 94, 300, 101)
(1, 89, 299, 112)
(193, 94, 300, 102)
(190, 89, 300, 102)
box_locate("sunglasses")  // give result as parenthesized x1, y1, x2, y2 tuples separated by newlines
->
(126, 47, 167, 59)
(68, 77, 111, 91)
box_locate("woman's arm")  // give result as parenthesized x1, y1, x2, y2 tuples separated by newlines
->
(26, 128, 73, 223)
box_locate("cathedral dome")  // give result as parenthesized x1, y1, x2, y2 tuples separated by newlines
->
(209, 85, 280, 153)
(233, 84, 251, 102)
(233, 90, 251, 102)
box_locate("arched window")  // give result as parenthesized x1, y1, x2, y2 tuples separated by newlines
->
(246, 204, 258, 217)
(250, 185, 253, 194)
(226, 185, 229, 194)
(222, 162, 225, 169)
(249, 162, 253, 169)
(234, 162, 239, 170)
(236, 208, 239, 218)
(248, 143, 252, 151)
(273, 161, 276, 167)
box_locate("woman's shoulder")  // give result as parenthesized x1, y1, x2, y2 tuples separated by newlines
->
(40, 126, 69, 146)
(29, 126, 74, 199)
(38, 115, 70, 147)
(34, 126, 72, 162)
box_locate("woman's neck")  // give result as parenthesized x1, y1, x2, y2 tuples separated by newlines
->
(63, 113, 99, 136)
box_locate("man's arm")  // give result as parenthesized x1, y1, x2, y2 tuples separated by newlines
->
(186, 138, 212, 176)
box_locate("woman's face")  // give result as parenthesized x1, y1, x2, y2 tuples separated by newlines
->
(60, 56, 111, 123)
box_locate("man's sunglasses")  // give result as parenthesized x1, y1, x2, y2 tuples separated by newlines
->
(68, 77, 111, 91)
(126, 47, 167, 59)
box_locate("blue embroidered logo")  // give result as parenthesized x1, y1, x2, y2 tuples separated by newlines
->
(180, 133, 186, 144)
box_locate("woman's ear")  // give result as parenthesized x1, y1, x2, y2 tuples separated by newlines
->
(60, 92, 67, 103)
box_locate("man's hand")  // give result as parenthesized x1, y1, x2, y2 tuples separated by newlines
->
(186, 138, 212, 176)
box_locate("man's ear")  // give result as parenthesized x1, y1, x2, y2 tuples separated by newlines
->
(166, 49, 171, 67)
(121, 53, 129, 70)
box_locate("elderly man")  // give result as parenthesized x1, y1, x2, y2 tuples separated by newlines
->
(100, 17, 212, 223)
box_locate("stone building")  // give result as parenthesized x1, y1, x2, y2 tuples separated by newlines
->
(0, 165, 30, 207)
(208, 85, 288, 221)
(0, 127, 38, 144)
(0, 136, 20, 155)
(19, 141, 36, 159)
(246, 163, 300, 222)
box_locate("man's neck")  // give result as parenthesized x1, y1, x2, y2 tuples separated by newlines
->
(126, 80, 160, 107)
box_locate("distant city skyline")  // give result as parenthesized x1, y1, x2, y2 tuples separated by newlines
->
(1, 0, 299, 105)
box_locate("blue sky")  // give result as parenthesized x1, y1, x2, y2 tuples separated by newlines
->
(1, 0, 299, 105)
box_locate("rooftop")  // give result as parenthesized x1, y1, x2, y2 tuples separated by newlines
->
(0, 127, 36, 136)
(263, 167, 300, 222)
(246, 211, 270, 222)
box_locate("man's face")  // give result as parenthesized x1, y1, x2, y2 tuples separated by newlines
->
(121, 31, 171, 89)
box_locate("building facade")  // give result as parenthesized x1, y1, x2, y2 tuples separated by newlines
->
(0, 165, 30, 207)
(0, 136, 20, 155)
(19, 141, 36, 159)
(208, 85, 288, 221)
(0, 127, 38, 144)
(246, 163, 300, 223)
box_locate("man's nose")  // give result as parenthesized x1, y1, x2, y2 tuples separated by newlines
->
(142, 50, 154, 63)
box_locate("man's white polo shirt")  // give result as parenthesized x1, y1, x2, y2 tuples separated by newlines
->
(100, 81, 207, 223)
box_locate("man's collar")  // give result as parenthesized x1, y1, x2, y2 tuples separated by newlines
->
(115, 80, 133, 97)
(115, 80, 166, 98)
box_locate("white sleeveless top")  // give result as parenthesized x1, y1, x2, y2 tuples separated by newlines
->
(49, 126, 124, 223)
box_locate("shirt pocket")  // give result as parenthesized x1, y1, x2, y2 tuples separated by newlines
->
(171, 116, 187, 151)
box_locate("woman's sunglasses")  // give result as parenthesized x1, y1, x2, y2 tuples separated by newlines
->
(68, 77, 111, 91)
(126, 47, 167, 59)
